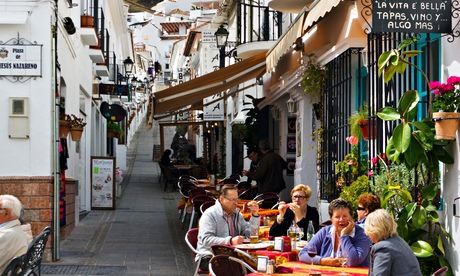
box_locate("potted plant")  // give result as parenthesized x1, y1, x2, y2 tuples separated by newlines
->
(59, 115, 71, 138)
(301, 61, 327, 102)
(81, 11, 94, 28)
(349, 105, 376, 140)
(430, 77, 460, 140)
(107, 121, 122, 139)
(68, 115, 86, 142)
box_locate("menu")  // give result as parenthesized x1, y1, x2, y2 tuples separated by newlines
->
(91, 156, 116, 209)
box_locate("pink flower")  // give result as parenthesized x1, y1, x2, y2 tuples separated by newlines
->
(371, 156, 378, 167)
(346, 135, 359, 145)
(368, 170, 374, 177)
(439, 83, 455, 94)
(433, 89, 440, 96)
(447, 76, 460, 86)
(429, 81, 441, 90)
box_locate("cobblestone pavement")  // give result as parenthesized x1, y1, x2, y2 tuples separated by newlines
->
(43, 120, 195, 276)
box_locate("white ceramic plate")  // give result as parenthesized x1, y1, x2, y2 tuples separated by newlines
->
(234, 242, 271, 250)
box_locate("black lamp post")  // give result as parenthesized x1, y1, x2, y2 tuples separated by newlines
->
(214, 25, 229, 68)
(123, 57, 134, 75)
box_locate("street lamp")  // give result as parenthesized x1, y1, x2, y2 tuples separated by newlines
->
(287, 96, 297, 114)
(215, 25, 229, 68)
(123, 57, 134, 75)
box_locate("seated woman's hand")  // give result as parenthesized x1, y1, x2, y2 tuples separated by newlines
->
(340, 219, 355, 236)
(288, 203, 303, 220)
(319, 257, 342, 267)
(277, 202, 289, 216)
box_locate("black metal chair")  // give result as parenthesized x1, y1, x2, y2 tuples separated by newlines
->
(432, 266, 448, 276)
(253, 192, 279, 209)
(22, 226, 52, 276)
(1, 255, 25, 276)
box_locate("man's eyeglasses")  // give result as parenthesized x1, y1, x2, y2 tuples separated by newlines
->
(357, 206, 366, 211)
(292, 195, 307, 200)
(224, 197, 238, 202)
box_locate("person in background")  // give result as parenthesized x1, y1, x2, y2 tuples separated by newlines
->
(0, 194, 33, 274)
(240, 147, 260, 191)
(197, 185, 260, 271)
(365, 209, 422, 276)
(242, 140, 287, 194)
(299, 198, 371, 267)
(356, 193, 381, 228)
(269, 184, 320, 238)
(160, 149, 172, 166)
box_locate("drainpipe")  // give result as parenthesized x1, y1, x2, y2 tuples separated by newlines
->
(51, 0, 60, 261)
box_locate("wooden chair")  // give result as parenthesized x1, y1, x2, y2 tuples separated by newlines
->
(185, 228, 212, 276)
(209, 255, 256, 276)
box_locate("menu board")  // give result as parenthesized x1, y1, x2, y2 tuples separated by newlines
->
(91, 156, 116, 210)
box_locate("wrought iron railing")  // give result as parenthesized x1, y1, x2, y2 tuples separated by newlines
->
(236, 0, 282, 45)
(320, 48, 363, 201)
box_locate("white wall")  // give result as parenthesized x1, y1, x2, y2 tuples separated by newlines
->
(441, 37, 460, 275)
(0, 2, 53, 176)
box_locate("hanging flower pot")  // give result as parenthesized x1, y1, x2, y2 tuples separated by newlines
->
(80, 15, 94, 28)
(358, 119, 377, 141)
(433, 112, 460, 140)
(70, 127, 84, 142)
(107, 129, 120, 139)
(59, 120, 71, 138)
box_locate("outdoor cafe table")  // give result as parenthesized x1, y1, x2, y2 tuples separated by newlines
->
(247, 261, 369, 276)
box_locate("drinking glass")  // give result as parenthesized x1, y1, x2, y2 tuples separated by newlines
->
(306, 245, 317, 272)
(296, 227, 304, 241)
(336, 250, 348, 275)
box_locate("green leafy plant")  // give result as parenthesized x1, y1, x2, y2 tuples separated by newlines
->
(335, 147, 367, 189)
(348, 105, 368, 140)
(66, 114, 86, 129)
(339, 175, 369, 212)
(107, 121, 122, 134)
(301, 62, 327, 101)
(376, 36, 453, 275)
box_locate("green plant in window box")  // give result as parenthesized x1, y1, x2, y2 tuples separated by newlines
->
(107, 121, 122, 139)
(348, 105, 369, 140)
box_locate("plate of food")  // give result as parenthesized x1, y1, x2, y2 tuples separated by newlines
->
(235, 242, 271, 250)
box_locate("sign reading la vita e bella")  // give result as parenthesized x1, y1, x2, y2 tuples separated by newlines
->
(0, 44, 42, 77)
(372, 0, 452, 33)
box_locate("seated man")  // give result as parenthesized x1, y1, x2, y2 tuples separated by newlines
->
(0, 194, 33, 274)
(299, 198, 371, 267)
(196, 185, 259, 270)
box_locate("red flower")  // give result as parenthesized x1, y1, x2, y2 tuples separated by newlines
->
(429, 81, 441, 90)
(447, 76, 460, 86)
(438, 83, 455, 94)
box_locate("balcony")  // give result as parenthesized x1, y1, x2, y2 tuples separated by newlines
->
(80, 0, 99, 46)
(236, 0, 282, 58)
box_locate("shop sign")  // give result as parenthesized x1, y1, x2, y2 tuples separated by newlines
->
(202, 29, 216, 44)
(0, 44, 42, 77)
(203, 92, 224, 121)
(91, 156, 116, 210)
(372, 0, 452, 33)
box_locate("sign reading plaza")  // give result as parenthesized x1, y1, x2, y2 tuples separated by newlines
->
(0, 44, 42, 77)
(372, 0, 452, 33)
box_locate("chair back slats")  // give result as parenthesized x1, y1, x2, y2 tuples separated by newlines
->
(185, 228, 199, 254)
(253, 192, 279, 209)
(199, 200, 215, 215)
(1, 255, 25, 276)
(432, 266, 448, 276)
(22, 226, 52, 276)
(209, 255, 246, 276)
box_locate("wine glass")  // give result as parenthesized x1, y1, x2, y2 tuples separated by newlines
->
(336, 250, 348, 275)
(296, 227, 304, 241)
(306, 245, 317, 272)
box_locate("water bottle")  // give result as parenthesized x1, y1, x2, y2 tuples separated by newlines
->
(306, 220, 315, 241)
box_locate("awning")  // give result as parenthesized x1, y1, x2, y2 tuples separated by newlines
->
(154, 51, 266, 115)
(303, 0, 343, 31)
(266, 9, 306, 72)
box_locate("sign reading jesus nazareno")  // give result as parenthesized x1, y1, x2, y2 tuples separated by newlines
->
(0, 44, 42, 77)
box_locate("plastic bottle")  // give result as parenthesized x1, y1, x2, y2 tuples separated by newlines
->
(266, 260, 274, 274)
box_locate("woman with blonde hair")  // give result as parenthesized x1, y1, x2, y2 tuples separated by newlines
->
(269, 184, 319, 239)
(365, 209, 421, 276)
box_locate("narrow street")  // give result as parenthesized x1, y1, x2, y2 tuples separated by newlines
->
(42, 121, 195, 276)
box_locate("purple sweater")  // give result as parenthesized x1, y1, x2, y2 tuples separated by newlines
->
(299, 225, 371, 267)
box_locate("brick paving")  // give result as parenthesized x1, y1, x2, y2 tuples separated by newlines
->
(43, 120, 195, 276)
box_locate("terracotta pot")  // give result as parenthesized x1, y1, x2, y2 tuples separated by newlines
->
(359, 119, 377, 140)
(107, 129, 119, 139)
(59, 120, 71, 138)
(433, 112, 460, 140)
(81, 15, 94, 28)
(70, 127, 84, 142)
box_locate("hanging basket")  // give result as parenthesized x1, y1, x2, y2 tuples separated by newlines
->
(433, 112, 460, 140)
(59, 120, 71, 138)
(359, 119, 377, 141)
(80, 15, 94, 28)
(70, 127, 84, 142)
